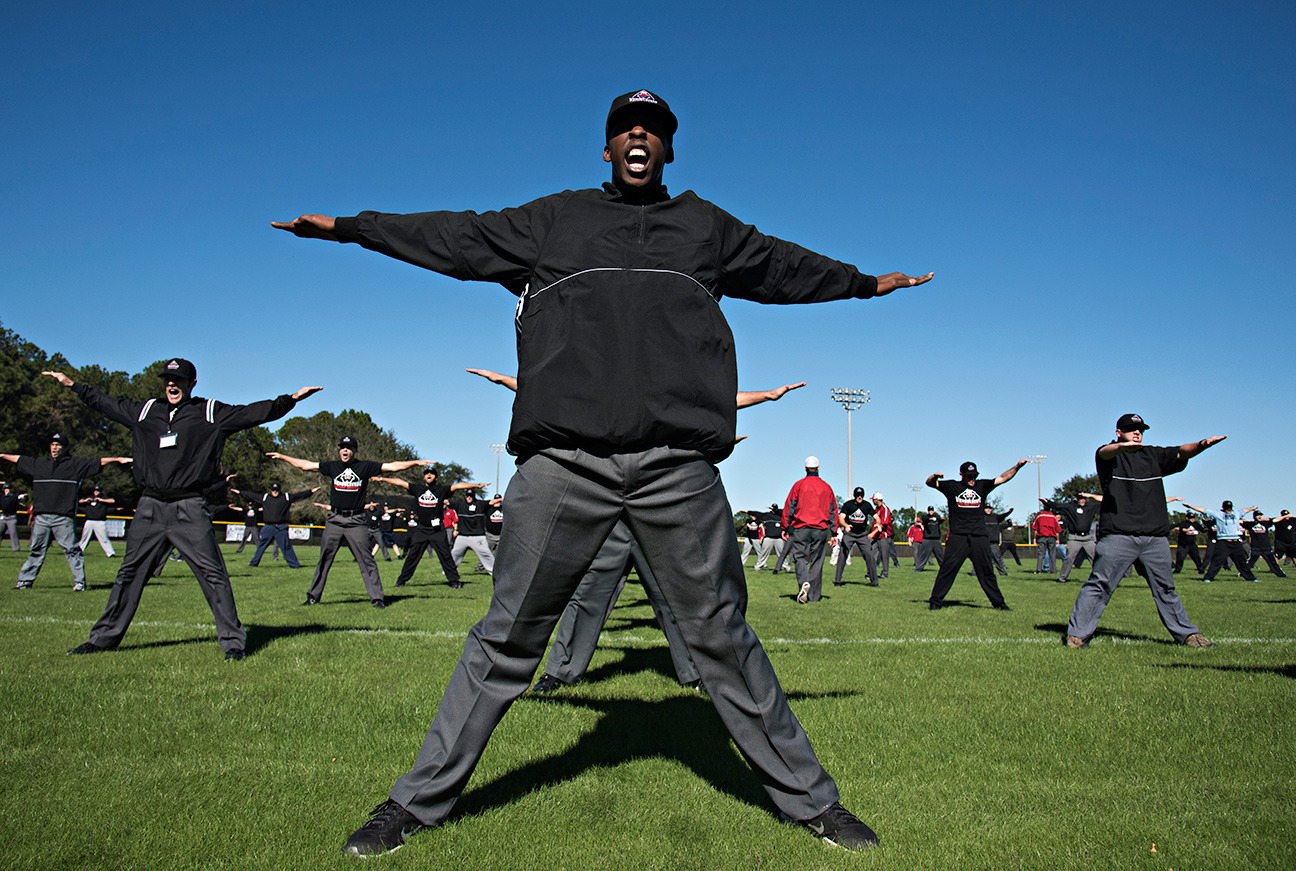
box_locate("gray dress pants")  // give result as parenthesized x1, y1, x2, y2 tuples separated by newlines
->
(388, 448, 839, 826)
(307, 513, 385, 603)
(18, 515, 85, 585)
(788, 527, 830, 602)
(1065, 534, 1201, 642)
(1056, 533, 1095, 581)
(87, 496, 244, 653)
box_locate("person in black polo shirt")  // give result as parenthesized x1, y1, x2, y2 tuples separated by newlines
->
(1242, 511, 1287, 577)
(378, 466, 487, 589)
(925, 458, 1027, 610)
(739, 513, 762, 565)
(47, 360, 320, 658)
(229, 481, 318, 568)
(484, 495, 503, 552)
(77, 486, 118, 558)
(914, 507, 944, 572)
(2, 434, 128, 591)
(449, 488, 495, 575)
(0, 483, 24, 552)
(1042, 493, 1102, 582)
(1064, 413, 1222, 649)
(269, 437, 427, 608)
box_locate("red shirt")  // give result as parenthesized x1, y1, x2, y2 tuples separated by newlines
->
(783, 474, 838, 532)
(1031, 511, 1061, 538)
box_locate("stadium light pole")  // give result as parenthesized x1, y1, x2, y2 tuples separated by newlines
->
(907, 483, 922, 515)
(490, 444, 506, 496)
(1026, 454, 1048, 544)
(829, 388, 870, 496)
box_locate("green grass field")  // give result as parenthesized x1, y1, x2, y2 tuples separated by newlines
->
(1, 542, 1292, 870)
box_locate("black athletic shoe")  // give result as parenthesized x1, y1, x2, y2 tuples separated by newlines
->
(68, 641, 108, 655)
(449, 581, 463, 589)
(789, 802, 879, 850)
(994, 604, 1013, 611)
(372, 600, 386, 609)
(394, 580, 406, 588)
(342, 799, 423, 857)
(301, 596, 319, 606)
(928, 602, 942, 610)
(531, 673, 565, 694)
(225, 649, 246, 661)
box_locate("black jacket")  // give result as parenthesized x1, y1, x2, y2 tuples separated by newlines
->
(13, 455, 100, 516)
(73, 384, 297, 501)
(335, 184, 878, 462)
(246, 490, 312, 525)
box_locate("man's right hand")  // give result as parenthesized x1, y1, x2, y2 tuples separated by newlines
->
(271, 214, 338, 241)
(41, 371, 74, 387)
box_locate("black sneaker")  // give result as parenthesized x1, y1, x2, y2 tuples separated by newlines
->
(531, 673, 565, 694)
(225, 649, 246, 661)
(301, 596, 319, 606)
(449, 581, 463, 589)
(342, 799, 423, 857)
(372, 600, 386, 609)
(789, 802, 879, 849)
(68, 641, 108, 655)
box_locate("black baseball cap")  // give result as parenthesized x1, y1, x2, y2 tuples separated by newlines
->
(270, 482, 281, 490)
(158, 358, 198, 383)
(423, 464, 437, 474)
(853, 487, 865, 498)
(338, 436, 358, 450)
(606, 89, 678, 141)
(959, 461, 978, 479)
(1116, 413, 1149, 432)
(1222, 500, 1233, 511)
(50, 433, 69, 445)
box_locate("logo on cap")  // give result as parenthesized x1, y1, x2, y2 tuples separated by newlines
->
(628, 90, 658, 104)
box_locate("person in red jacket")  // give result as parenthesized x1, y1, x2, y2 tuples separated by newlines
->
(782, 456, 838, 603)
(1031, 508, 1061, 574)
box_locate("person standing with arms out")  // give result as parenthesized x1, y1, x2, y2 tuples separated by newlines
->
(783, 457, 839, 604)
(47, 361, 320, 658)
(449, 488, 494, 575)
(1241, 510, 1287, 577)
(739, 512, 762, 566)
(0, 483, 25, 552)
(2, 435, 130, 591)
(234, 501, 260, 553)
(1170, 511, 1205, 574)
(1031, 506, 1061, 574)
(985, 506, 1017, 575)
(484, 494, 503, 553)
(926, 459, 1027, 610)
(914, 506, 945, 571)
(377, 466, 485, 589)
(868, 493, 894, 580)
(275, 88, 929, 855)
(1176, 498, 1259, 583)
(1041, 493, 1101, 582)
(77, 486, 118, 558)
(748, 504, 786, 571)
(1273, 510, 1296, 567)
(834, 487, 878, 587)
(228, 481, 318, 569)
(268, 438, 427, 608)
(905, 519, 923, 567)
(1064, 414, 1223, 648)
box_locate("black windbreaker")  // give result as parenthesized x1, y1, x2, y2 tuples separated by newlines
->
(334, 184, 878, 462)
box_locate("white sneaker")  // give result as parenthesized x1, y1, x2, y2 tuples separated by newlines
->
(796, 582, 811, 604)
(73, 582, 86, 592)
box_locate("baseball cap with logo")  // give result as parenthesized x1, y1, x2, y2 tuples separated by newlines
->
(1116, 413, 1150, 432)
(158, 358, 198, 383)
(606, 89, 679, 141)
(50, 433, 70, 445)
(338, 436, 358, 450)
(270, 482, 281, 491)
(959, 461, 978, 479)
(853, 487, 865, 498)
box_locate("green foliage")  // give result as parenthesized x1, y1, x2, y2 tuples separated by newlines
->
(1050, 472, 1101, 504)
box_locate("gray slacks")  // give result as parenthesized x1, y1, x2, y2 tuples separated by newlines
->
(87, 496, 244, 652)
(1056, 533, 1095, 581)
(19, 515, 85, 585)
(388, 447, 839, 826)
(1065, 534, 1201, 642)
(915, 538, 944, 570)
(307, 514, 385, 603)
(1035, 536, 1058, 572)
(834, 530, 878, 585)
(545, 520, 697, 686)
(788, 527, 830, 602)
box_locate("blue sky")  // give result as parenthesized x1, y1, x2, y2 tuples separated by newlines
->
(4, 0, 1293, 518)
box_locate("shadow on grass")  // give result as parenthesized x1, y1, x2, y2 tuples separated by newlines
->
(453, 685, 864, 822)
(1033, 622, 1177, 645)
(1155, 662, 1296, 680)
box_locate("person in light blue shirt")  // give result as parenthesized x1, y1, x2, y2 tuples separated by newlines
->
(1176, 498, 1259, 581)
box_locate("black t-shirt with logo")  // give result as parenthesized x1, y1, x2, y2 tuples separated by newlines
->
(839, 499, 875, 535)
(83, 498, 110, 521)
(936, 479, 997, 536)
(1274, 517, 1296, 544)
(920, 511, 944, 539)
(410, 482, 452, 529)
(1173, 518, 1200, 544)
(486, 503, 504, 535)
(451, 497, 488, 536)
(1242, 520, 1272, 550)
(743, 518, 760, 539)
(319, 460, 383, 513)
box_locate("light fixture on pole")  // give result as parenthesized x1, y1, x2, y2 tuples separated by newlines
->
(829, 388, 870, 496)
(907, 483, 922, 516)
(1026, 455, 1048, 544)
(490, 444, 506, 496)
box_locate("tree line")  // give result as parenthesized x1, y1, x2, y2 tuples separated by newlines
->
(0, 319, 472, 524)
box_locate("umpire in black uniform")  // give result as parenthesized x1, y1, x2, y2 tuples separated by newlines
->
(47, 360, 321, 659)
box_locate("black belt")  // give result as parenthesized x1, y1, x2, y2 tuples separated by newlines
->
(331, 509, 365, 518)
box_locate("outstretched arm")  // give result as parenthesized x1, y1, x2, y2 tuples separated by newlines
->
(994, 459, 1029, 486)
(266, 452, 320, 472)
(0, 454, 18, 464)
(450, 482, 489, 492)
(1179, 435, 1227, 460)
(1181, 502, 1207, 514)
(271, 214, 338, 241)
(372, 476, 412, 491)
(466, 369, 517, 391)
(736, 382, 806, 409)
(380, 459, 430, 473)
(100, 457, 132, 466)
(874, 272, 935, 297)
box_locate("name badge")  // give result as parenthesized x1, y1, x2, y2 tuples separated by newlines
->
(159, 433, 179, 449)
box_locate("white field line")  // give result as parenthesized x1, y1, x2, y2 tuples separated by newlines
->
(4, 616, 1293, 647)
